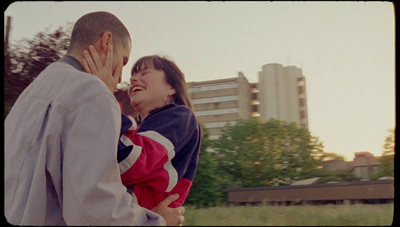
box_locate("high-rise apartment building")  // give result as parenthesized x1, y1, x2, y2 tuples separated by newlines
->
(258, 63, 308, 128)
(187, 63, 308, 140)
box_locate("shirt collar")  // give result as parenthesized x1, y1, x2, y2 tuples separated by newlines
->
(59, 55, 85, 72)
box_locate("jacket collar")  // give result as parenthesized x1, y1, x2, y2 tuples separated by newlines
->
(139, 104, 177, 124)
(59, 55, 85, 72)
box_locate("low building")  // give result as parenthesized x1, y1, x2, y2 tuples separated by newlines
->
(351, 152, 380, 179)
(322, 159, 352, 172)
(322, 151, 380, 179)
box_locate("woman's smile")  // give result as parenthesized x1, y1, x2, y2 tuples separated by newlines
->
(129, 84, 146, 97)
(131, 86, 145, 95)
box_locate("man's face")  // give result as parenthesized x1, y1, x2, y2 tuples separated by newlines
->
(113, 37, 132, 75)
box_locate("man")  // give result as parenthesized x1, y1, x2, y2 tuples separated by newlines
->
(4, 11, 185, 225)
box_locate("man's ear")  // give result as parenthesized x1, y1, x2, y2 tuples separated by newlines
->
(101, 31, 113, 53)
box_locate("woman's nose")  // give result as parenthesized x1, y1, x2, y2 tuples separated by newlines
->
(130, 75, 138, 84)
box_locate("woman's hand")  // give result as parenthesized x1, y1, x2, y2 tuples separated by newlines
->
(82, 45, 122, 93)
(152, 194, 185, 226)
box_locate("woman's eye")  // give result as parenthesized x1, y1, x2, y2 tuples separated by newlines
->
(142, 70, 152, 75)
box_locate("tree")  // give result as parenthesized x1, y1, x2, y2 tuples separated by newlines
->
(317, 169, 360, 183)
(320, 152, 346, 161)
(214, 118, 325, 188)
(371, 128, 395, 179)
(185, 126, 224, 207)
(382, 128, 395, 157)
(4, 23, 72, 118)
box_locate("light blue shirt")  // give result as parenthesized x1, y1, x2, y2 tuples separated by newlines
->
(4, 59, 165, 225)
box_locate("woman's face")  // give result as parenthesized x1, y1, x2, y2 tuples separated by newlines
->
(128, 62, 175, 116)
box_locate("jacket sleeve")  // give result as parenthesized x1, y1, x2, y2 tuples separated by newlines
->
(119, 129, 176, 192)
(61, 92, 165, 225)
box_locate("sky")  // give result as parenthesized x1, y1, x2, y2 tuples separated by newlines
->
(5, 1, 395, 161)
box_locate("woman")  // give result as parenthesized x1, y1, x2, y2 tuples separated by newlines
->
(82, 47, 201, 210)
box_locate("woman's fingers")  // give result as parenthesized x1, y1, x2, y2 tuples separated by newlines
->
(81, 44, 119, 93)
(88, 45, 104, 71)
(84, 45, 113, 77)
(81, 58, 92, 74)
(82, 49, 97, 75)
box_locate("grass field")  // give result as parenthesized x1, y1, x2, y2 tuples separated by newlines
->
(184, 204, 394, 226)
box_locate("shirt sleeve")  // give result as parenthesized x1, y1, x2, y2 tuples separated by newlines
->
(61, 92, 165, 225)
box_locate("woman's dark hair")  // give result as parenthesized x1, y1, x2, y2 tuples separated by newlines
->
(131, 55, 194, 111)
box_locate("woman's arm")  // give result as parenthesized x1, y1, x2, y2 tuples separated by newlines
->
(118, 106, 201, 209)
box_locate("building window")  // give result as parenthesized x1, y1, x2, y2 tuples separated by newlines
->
(188, 83, 238, 93)
(195, 108, 238, 116)
(204, 121, 237, 129)
(300, 110, 306, 120)
(298, 78, 305, 86)
(251, 92, 257, 100)
(251, 104, 258, 112)
(299, 98, 304, 107)
(298, 86, 303, 94)
(192, 95, 238, 104)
